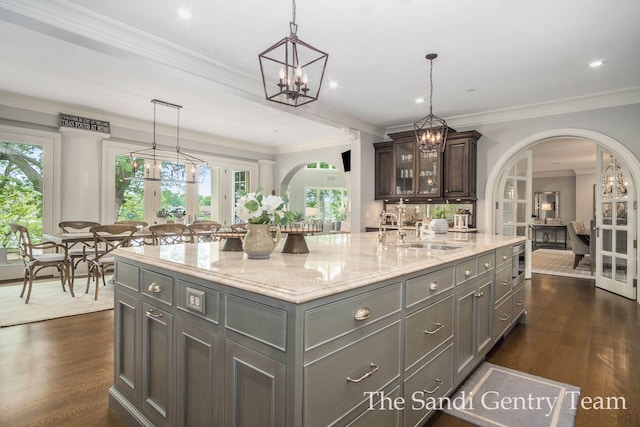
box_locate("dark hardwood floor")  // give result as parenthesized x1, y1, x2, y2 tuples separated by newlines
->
(0, 274, 638, 426)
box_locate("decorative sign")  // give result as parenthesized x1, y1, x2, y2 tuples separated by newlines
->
(59, 113, 110, 133)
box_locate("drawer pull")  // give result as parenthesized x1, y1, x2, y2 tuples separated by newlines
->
(502, 255, 508, 261)
(146, 309, 163, 319)
(465, 269, 472, 277)
(424, 378, 444, 394)
(516, 300, 524, 306)
(354, 307, 371, 321)
(499, 314, 510, 321)
(484, 262, 492, 268)
(347, 363, 379, 383)
(475, 292, 484, 298)
(424, 323, 444, 335)
(148, 282, 162, 293)
(429, 281, 439, 290)
(500, 280, 510, 286)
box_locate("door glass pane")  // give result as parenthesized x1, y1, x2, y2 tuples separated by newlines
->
(198, 166, 213, 221)
(504, 179, 515, 200)
(616, 230, 627, 254)
(602, 254, 612, 279)
(602, 202, 613, 224)
(396, 141, 414, 195)
(516, 202, 526, 223)
(232, 170, 250, 223)
(602, 229, 612, 252)
(516, 180, 526, 200)
(516, 226, 526, 236)
(616, 202, 627, 225)
(418, 150, 438, 195)
(615, 258, 628, 282)
(160, 161, 187, 218)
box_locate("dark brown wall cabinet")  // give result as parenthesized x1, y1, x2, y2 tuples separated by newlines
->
(374, 129, 481, 202)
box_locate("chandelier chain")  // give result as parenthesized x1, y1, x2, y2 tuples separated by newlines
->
(292, 0, 296, 25)
(429, 57, 434, 115)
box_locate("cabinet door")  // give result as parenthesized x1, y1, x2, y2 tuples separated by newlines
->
(114, 289, 141, 405)
(475, 278, 493, 357)
(455, 285, 475, 382)
(395, 140, 415, 195)
(374, 143, 394, 199)
(225, 340, 286, 427)
(416, 149, 442, 197)
(142, 302, 174, 427)
(444, 133, 478, 200)
(176, 318, 222, 427)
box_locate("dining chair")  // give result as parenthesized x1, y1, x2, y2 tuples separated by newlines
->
(10, 223, 72, 304)
(86, 224, 137, 300)
(58, 221, 101, 285)
(187, 221, 221, 242)
(567, 221, 591, 270)
(149, 223, 189, 245)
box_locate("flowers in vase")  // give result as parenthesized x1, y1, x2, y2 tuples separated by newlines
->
(235, 187, 294, 225)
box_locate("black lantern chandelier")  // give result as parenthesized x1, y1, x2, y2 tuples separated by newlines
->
(258, 0, 328, 107)
(124, 99, 207, 184)
(414, 53, 448, 153)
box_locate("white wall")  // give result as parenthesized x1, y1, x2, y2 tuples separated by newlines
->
(576, 173, 596, 222)
(532, 175, 576, 223)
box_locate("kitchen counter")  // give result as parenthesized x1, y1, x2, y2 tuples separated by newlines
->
(110, 231, 527, 427)
(115, 231, 525, 303)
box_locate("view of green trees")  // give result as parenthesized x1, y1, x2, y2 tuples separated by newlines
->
(1, 141, 44, 247)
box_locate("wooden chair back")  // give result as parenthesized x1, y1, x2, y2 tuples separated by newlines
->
(88, 225, 138, 260)
(59, 221, 101, 232)
(188, 221, 221, 242)
(149, 223, 189, 245)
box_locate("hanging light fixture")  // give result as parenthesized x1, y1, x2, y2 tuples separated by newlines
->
(123, 99, 207, 184)
(258, 0, 328, 107)
(414, 53, 448, 152)
(603, 155, 628, 199)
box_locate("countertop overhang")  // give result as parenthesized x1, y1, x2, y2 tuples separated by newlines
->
(114, 232, 526, 303)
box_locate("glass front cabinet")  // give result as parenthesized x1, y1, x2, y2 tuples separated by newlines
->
(374, 130, 480, 202)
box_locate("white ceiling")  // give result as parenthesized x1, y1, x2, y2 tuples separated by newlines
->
(1, 0, 639, 164)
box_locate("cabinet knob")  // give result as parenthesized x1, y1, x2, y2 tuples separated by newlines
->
(502, 255, 508, 261)
(429, 281, 439, 290)
(354, 307, 372, 321)
(465, 269, 472, 277)
(484, 262, 492, 268)
(148, 282, 161, 293)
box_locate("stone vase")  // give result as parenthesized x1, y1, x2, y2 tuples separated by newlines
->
(429, 218, 449, 234)
(242, 224, 281, 259)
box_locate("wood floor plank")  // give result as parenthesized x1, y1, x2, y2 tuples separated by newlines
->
(0, 273, 638, 426)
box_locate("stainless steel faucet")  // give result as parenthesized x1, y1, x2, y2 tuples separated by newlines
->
(378, 209, 405, 243)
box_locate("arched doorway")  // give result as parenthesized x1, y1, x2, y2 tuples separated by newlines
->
(485, 129, 639, 301)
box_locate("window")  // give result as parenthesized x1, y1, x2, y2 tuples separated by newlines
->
(305, 187, 348, 221)
(1, 141, 44, 246)
(306, 162, 336, 170)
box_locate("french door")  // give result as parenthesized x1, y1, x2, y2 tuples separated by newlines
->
(496, 150, 532, 279)
(595, 149, 637, 299)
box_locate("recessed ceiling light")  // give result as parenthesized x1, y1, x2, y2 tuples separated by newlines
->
(465, 88, 476, 93)
(329, 81, 338, 89)
(589, 60, 603, 68)
(415, 97, 425, 104)
(177, 7, 192, 20)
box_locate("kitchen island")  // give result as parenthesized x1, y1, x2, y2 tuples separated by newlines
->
(109, 231, 527, 427)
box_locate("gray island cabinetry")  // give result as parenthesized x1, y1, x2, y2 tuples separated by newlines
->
(108, 233, 527, 427)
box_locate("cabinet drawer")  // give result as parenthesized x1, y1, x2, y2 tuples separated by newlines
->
(176, 279, 220, 325)
(478, 252, 495, 273)
(493, 296, 512, 340)
(512, 284, 525, 319)
(495, 265, 512, 303)
(346, 386, 401, 427)
(403, 344, 453, 427)
(496, 246, 512, 267)
(405, 266, 454, 308)
(456, 258, 478, 285)
(115, 261, 139, 292)
(141, 269, 173, 306)
(405, 294, 454, 369)
(226, 295, 287, 352)
(305, 284, 401, 351)
(304, 322, 401, 427)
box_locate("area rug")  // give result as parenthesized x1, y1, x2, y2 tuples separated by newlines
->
(444, 362, 580, 427)
(0, 277, 114, 327)
(532, 249, 593, 280)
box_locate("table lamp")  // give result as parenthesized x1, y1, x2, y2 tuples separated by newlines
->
(305, 207, 318, 219)
(540, 203, 553, 224)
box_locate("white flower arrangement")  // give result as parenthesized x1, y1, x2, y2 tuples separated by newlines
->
(235, 187, 294, 225)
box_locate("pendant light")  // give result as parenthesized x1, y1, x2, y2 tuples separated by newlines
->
(414, 53, 448, 152)
(258, 0, 328, 107)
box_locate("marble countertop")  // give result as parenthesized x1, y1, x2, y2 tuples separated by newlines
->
(115, 232, 526, 304)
